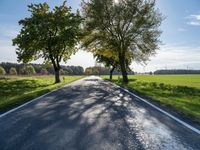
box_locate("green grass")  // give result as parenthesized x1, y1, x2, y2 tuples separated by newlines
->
(102, 75, 200, 124)
(0, 75, 84, 111)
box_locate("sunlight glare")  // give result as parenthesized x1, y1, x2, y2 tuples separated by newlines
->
(114, 0, 119, 4)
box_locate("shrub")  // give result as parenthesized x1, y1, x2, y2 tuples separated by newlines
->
(9, 67, 17, 75)
(0, 66, 6, 75)
(20, 65, 36, 75)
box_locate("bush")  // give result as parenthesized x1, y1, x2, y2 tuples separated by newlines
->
(9, 67, 17, 75)
(0, 66, 6, 75)
(20, 65, 36, 75)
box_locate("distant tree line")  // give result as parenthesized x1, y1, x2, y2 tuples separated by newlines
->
(84, 66, 134, 76)
(85, 67, 111, 75)
(154, 69, 200, 75)
(0, 62, 84, 75)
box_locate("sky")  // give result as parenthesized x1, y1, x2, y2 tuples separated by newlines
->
(0, 0, 200, 72)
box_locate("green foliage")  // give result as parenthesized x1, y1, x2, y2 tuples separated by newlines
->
(9, 67, 17, 75)
(20, 65, 36, 75)
(82, 0, 163, 82)
(94, 50, 118, 68)
(0, 76, 84, 111)
(155, 69, 200, 75)
(93, 69, 99, 75)
(13, 1, 82, 83)
(0, 62, 84, 75)
(0, 66, 6, 75)
(85, 68, 93, 75)
(103, 75, 200, 123)
(128, 75, 200, 88)
(84, 66, 112, 75)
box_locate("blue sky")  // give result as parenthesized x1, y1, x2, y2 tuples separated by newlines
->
(0, 0, 200, 72)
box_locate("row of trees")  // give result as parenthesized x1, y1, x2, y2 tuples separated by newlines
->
(0, 62, 84, 75)
(154, 69, 200, 75)
(0, 65, 34, 75)
(85, 66, 134, 76)
(85, 66, 115, 75)
(13, 0, 163, 83)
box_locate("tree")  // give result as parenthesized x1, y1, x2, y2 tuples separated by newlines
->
(85, 68, 93, 75)
(0, 66, 6, 75)
(96, 55, 117, 80)
(94, 48, 132, 80)
(20, 65, 36, 75)
(82, 0, 163, 82)
(94, 49, 118, 80)
(9, 67, 17, 75)
(13, 1, 82, 83)
(93, 68, 100, 75)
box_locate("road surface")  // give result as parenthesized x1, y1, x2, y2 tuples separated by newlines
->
(0, 76, 200, 150)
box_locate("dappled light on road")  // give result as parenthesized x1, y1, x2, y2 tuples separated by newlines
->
(0, 76, 199, 150)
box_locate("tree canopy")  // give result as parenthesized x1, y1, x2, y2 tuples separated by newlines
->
(0, 66, 6, 75)
(13, 1, 82, 83)
(20, 65, 36, 75)
(9, 67, 17, 75)
(82, 0, 163, 82)
(94, 49, 120, 80)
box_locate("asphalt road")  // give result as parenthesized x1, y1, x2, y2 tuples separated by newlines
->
(0, 76, 200, 150)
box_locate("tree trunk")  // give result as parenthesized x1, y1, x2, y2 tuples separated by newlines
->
(110, 66, 115, 80)
(50, 55, 61, 84)
(119, 53, 128, 83)
(55, 68, 61, 83)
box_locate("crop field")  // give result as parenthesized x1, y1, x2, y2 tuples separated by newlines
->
(0, 75, 84, 111)
(102, 75, 200, 124)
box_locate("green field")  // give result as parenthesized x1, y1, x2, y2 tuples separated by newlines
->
(0, 76, 84, 111)
(102, 75, 200, 124)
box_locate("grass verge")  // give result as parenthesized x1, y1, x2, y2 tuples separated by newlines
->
(0, 75, 84, 112)
(102, 75, 200, 124)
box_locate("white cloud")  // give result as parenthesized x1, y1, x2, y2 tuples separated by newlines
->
(131, 45, 200, 72)
(186, 14, 200, 26)
(188, 21, 200, 26)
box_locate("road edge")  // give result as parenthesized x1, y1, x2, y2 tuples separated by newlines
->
(101, 78, 200, 135)
(0, 77, 86, 118)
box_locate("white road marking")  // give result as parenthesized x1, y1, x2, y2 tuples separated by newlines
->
(0, 88, 61, 118)
(0, 78, 85, 118)
(112, 83, 200, 135)
(1, 76, 200, 136)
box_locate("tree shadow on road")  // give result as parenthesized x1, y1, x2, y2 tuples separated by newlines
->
(1, 78, 200, 150)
